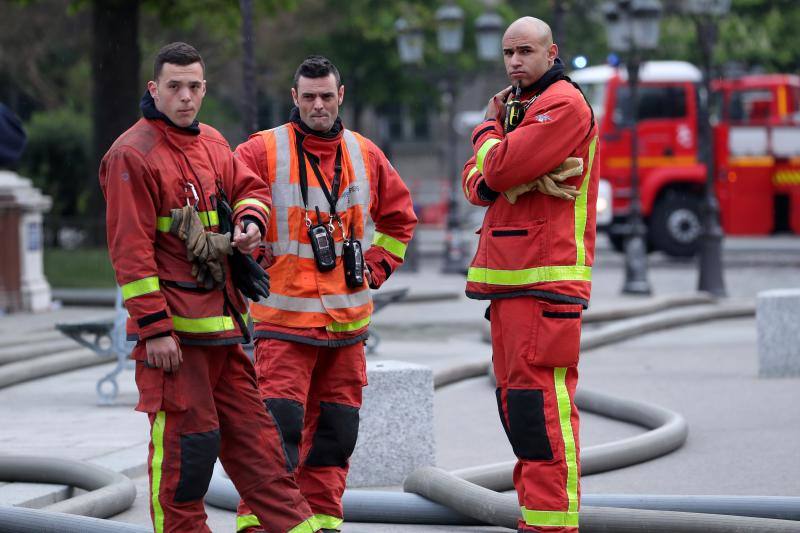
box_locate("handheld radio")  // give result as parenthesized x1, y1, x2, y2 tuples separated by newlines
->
(504, 83, 524, 133)
(343, 225, 365, 288)
(308, 206, 336, 272)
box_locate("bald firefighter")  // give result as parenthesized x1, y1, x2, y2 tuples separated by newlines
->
(461, 17, 599, 533)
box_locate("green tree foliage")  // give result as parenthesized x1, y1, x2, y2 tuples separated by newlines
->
(20, 107, 92, 218)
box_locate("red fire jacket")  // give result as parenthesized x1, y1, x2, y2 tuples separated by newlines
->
(100, 117, 271, 343)
(463, 80, 599, 307)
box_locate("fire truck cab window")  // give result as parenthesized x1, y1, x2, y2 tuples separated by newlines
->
(613, 86, 687, 125)
(728, 90, 773, 123)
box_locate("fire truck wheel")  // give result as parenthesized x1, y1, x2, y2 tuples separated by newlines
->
(650, 190, 703, 257)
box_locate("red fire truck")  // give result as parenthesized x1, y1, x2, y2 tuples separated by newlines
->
(572, 61, 800, 256)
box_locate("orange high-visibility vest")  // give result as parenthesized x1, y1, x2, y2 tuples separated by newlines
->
(250, 124, 374, 331)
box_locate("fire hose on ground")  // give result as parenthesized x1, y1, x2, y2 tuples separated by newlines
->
(1, 297, 798, 531)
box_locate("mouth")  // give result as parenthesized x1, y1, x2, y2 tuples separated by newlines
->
(510, 71, 526, 78)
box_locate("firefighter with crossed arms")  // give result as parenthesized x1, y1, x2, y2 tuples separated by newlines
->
(233, 55, 417, 533)
(461, 17, 599, 533)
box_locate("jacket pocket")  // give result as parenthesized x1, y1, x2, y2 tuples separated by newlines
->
(486, 222, 546, 272)
(528, 301, 582, 367)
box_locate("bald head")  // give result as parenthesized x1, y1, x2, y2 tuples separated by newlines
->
(501, 16, 558, 88)
(504, 17, 553, 47)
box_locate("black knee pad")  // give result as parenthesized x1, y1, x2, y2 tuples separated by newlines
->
(175, 428, 221, 502)
(265, 398, 305, 472)
(305, 402, 360, 468)
(506, 389, 553, 461)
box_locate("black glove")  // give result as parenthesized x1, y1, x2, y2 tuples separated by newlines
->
(477, 179, 500, 202)
(230, 250, 270, 301)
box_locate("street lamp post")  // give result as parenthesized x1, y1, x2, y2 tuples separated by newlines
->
(396, 2, 502, 274)
(603, 0, 662, 295)
(686, 0, 730, 297)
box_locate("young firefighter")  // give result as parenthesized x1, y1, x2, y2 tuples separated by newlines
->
(461, 17, 599, 533)
(233, 56, 417, 533)
(100, 42, 322, 533)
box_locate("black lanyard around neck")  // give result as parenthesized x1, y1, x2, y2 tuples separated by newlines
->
(294, 132, 343, 219)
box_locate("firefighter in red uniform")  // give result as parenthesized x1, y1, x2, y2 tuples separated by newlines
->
(461, 18, 599, 533)
(233, 56, 417, 533)
(100, 43, 321, 533)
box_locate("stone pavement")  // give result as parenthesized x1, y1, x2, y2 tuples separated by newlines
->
(0, 234, 798, 531)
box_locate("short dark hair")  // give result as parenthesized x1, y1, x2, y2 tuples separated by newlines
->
(153, 42, 205, 80)
(293, 55, 341, 89)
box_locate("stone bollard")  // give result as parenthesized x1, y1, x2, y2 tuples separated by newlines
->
(757, 289, 800, 377)
(347, 360, 435, 487)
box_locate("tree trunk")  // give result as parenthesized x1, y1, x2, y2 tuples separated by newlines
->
(240, 0, 258, 135)
(91, 0, 140, 223)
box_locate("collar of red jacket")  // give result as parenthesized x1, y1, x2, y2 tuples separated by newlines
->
(289, 106, 343, 139)
(519, 58, 567, 100)
(140, 91, 201, 136)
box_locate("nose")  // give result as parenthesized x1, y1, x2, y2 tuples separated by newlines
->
(509, 52, 523, 68)
(313, 97, 325, 110)
(179, 87, 192, 102)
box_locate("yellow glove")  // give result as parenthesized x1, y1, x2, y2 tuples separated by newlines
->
(504, 157, 584, 204)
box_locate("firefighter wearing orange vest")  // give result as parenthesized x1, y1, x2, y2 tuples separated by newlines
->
(233, 56, 417, 533)
(462, 19, 598, 533)
(101, 43, 321, 533)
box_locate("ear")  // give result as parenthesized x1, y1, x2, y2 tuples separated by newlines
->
(548, 43, 559, 63)
(201, 80, 207, 97)
(338, 84, 345, 106)
(147, 80, 158, 100)
(291, 87, 299, 107)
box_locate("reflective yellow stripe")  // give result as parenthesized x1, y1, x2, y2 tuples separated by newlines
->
(464, 167, 479, 196)
(372, 231, 407, 259)
(326, 315, 371, 332)
(467, 265, 591, 285)
(575, 136, 598, 267)
(121, 276, 160, 301)
(234, 198, 270, 216)
(773, 170, 800, 185)
(236, 514, 259, 531)
(313, 514, 344, 530)
(237, 513, 320, 533)
(476, 138, 501, 174)
(555, 366, 580, 515)
(520, 507, 579, 528)
(151, 411, 166, 533)
(172, 315, 235, 333)
(606, 155, 696, 169)
(156, 210, 219, 232)
(729, 156, 774, 167)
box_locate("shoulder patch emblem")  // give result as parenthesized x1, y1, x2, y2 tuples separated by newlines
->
(534, 114, 552, 123)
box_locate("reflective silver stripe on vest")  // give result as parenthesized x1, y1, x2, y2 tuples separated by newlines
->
(265, 288, 371, 313)
(342, 130, 373, 251)
(273, 126, 291, 250)
(273, 240, 345, 259)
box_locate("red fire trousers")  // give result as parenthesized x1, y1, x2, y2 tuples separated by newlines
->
(132, 342, 318, 533)
(490, 296, 582, 533)
(237, 337, 367, 532)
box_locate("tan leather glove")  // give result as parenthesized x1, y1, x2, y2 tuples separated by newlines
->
(504, 157, 584, 204)
(169, 205, 232, 289)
